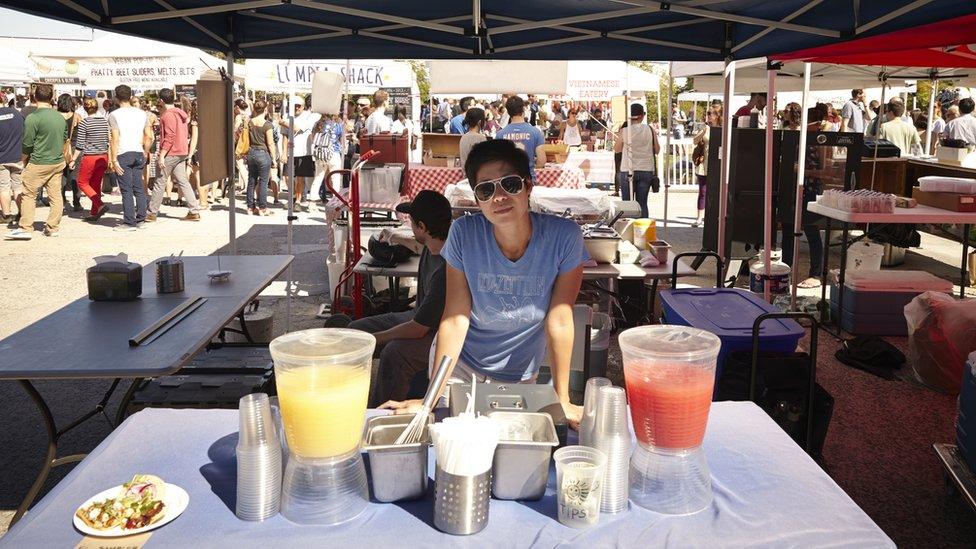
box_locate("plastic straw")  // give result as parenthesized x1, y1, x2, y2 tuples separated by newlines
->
(430, 415, 500, 476)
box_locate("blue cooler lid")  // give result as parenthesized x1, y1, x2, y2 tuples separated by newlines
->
(661, 288, 804, 342)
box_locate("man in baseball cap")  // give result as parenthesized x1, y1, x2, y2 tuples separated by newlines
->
(350, 190, 453, 406)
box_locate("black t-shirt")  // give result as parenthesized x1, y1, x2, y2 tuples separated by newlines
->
(0, 107, 24, 164)
(413, 247, 447, 329)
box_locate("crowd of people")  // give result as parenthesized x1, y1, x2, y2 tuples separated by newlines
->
(2, 83, 209, 240)
(423, 95, 612, 145)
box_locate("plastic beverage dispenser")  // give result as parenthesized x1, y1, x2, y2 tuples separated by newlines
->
(618, 325, 721, 515)
(270, 328, 375, 524)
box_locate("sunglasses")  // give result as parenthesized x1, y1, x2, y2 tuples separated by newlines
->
(473, 175, 525, 202)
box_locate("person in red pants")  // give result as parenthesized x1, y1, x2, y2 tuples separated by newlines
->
(69, 97, 110, 221)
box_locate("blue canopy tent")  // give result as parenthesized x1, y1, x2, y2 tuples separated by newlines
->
(6, 0, 976, 274)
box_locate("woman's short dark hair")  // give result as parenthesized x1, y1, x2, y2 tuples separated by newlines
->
(464, 107, 485, 129)
(464, 138, 532, 184)
(57, 93, 74, 113)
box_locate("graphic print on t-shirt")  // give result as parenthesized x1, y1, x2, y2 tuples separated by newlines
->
(476, 273, 546, 327)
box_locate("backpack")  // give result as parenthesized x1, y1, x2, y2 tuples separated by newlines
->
(312, 125, 336, 162)
(234, 120, 250, 158)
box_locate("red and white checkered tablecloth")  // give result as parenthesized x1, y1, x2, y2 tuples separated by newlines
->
(403, 163, 585, 200)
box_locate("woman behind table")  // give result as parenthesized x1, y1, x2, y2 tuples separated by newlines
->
(380, 139, 589, 427)
(458, 107, 486, 170)
(245, 99, 277, 216)
(782, 104, 828, 290)
(559, 109, 583, 148)
(70, 97, 110, 222)
(690, 104, 722, 228)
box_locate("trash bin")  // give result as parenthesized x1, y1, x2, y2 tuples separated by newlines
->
(570, 313, 612, 393)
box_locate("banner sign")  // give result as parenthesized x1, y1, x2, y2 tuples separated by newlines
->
(245, 59, 415, 94)
(382, 86, 412, 118)
(30, 56, 202, 88)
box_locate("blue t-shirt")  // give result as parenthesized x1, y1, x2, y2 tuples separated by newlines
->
(496, 122, 545, 180)
(0, 107, 25, 164)
(449, 114, 466, 134)
(440, 212, 589, 381)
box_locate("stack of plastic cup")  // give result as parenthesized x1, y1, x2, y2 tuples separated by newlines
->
(553, 446, 608, 528)
(236, 393, 282, 521)
(619, 325, 721, 516)
(580, 377, 612, 447)
(593, 386, 631, 514)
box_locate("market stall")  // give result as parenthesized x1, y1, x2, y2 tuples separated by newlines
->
(4, 2, 976, 545)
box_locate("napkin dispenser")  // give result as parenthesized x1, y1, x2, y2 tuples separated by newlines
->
(449, 382, 568, 446)
(87, 255, 142, 301)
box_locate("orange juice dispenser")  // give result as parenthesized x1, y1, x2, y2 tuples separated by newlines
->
(618, 325, 721, 515)
(270, 328, 375, 525)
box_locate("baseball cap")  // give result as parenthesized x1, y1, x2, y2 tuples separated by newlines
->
(395, 190, 452, 228)
(356, 97, 370, 106)
(630, 103, 646, 118)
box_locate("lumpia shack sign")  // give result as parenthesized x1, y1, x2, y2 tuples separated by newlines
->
(245, 59, 415, 94)
(30, 56, 202, 88)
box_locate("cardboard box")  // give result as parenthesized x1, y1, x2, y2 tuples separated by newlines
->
(421, 133, 461, 167)
(937, 146, 976, 168)
(912, 187, 976, 212)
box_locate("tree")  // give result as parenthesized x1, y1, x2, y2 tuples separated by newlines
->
(407, 60, 431, 104)
(628, 61, 693, 129)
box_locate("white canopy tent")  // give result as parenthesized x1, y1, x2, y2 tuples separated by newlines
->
(428, 60, 658, 99)
(0, 32, 243, 89)
(0, 45, 32, 85)
(674, 58, 976, 92)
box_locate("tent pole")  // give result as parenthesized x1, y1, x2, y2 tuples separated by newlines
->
(285, 61, 295, 332)
(790, 62, 811, 311)
(663, 62, 673, 232)
(227, 51, 237, 255)
(869, 74, 888, 191)
(718, 60, 735, 265)
(925, 75, 938, 155)
(763, 66, 776, 303)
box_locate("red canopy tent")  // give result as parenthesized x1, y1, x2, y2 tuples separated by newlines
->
(775, 13, 976, 68)
(751, 14, 976, 305)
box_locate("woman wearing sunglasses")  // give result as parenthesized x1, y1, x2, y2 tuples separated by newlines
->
(380, 139, 589, 427)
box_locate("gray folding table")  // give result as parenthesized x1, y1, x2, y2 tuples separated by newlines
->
(0, 254, 292, 525)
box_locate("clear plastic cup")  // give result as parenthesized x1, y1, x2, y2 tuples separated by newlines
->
(236, 393, 282, 521)
(593, 386, 631, 514)
(580, 377, 612, 448)
(270, 329, 375, 460)
(618, 325, 721, 451)
(553, 446, 607, 528)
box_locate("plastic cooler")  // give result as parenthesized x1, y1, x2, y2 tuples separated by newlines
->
(659, 288, 804, 386)
(957, 352, 976, 473)
(829, 270, 952, 336)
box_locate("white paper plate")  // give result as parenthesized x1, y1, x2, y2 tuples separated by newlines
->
(73, 484, 189, 538)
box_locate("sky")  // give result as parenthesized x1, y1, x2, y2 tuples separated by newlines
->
(0, 7, 102, 41)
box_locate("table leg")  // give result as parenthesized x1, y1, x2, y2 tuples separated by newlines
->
(837, 222, 850, 334)
(648, 279, 659, 324)
(11, 381, 88, 526)
(389, 276, 400, 312)
(817, 219, 832, 322)
(115, 378, 145, 427)
(962, 224, 971, 299)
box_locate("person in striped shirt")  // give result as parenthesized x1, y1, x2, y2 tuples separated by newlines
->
(69, 97, 110, 221)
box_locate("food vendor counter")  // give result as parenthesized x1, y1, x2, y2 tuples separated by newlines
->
(404, 163, 586, 200)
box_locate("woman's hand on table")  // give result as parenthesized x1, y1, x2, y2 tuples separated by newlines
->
(562, 400, 583, 430)
(378, 398, 424, 415)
